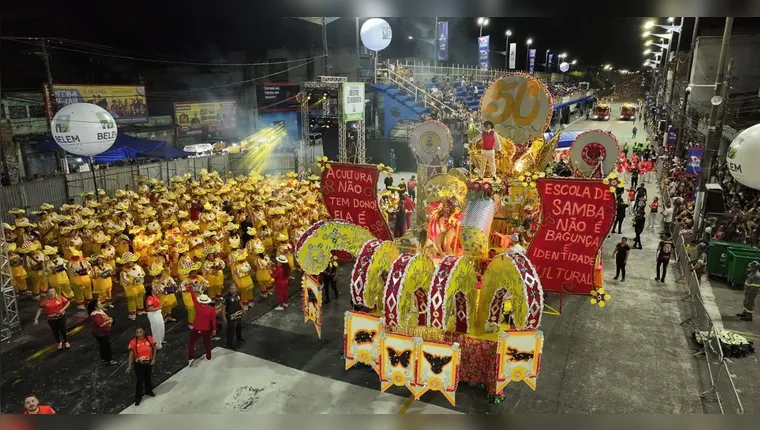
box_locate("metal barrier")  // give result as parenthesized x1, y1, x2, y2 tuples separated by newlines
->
(657, 152, 744, 413)
(0, 152, 297, 217)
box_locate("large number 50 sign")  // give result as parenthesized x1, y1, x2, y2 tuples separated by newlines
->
(480, 74, 553, 145)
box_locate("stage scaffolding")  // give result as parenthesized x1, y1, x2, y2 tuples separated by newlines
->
(300, 80, 366, 165)
(1, 225, 20, 341)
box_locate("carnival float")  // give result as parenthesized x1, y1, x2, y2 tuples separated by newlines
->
(295, 73, 620, 406)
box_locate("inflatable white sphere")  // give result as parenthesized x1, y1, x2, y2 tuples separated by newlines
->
(727, 123, 760, 190)
(559, 62, 570, 72)
(51, 103, 117, 156)
(360, 18, 392, 51)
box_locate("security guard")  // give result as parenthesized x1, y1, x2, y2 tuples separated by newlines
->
(221, 284, 246, 349)
(737, 261, 760, 322)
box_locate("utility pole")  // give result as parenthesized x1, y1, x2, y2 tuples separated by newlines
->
(434, 17, 439, 68)
(716, 59, 734, 159)
(0, 19, 10, 180)
(321, 17, 330, 75)
(36, 38, 69, 174)
(665, 17, 684, 106)
(695, 17, 732, 233)
(355, 17, 361, 80)
(675, 17, 699, 155)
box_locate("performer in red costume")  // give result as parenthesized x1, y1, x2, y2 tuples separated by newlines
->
(480, 121, 502, 179)
(187, 287, 217, 365)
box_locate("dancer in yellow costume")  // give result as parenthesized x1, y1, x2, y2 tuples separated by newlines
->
(90, 254, 114, 308)
(202, 244, 225, 300)
(8, 244, 29, 295)
(253, 242, 274, 297)
(44, 247, 73, 299)
(91, 230, 110, 257)
(178, 258, 207, 328)
(230, 249, 254, 309)
(118, 252, 146, 320)
(189, 236, 205, 262)
(67, 248, 93, 310)
(275, 233, 294, 269)
(131, 225, 154, 267)
(21, 241, 50, 298)
(114, 234, 131, 263)
(149, 263, 178, 322)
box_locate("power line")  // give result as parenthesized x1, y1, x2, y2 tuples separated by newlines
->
(2, 37, 325, 67)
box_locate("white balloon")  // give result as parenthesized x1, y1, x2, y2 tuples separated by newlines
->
(360, 18, 393, 52)
(51, 103, 118, 156)
(559, 62, 570, 72)
(727, 122, 760, 190)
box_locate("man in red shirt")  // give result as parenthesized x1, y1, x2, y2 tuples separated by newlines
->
(23, 394, 56, 414)
(480, 121, 501, 179)
(403, 192, 416, 230)
(408, 175, 417, 201)
(187, 287, 217, 365)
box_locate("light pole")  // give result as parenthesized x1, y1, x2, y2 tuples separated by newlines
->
(525, 38, 533, 72)
(477, 17, 489, 37)
(545, 49, 550, 73)
(505, 29, 512, 69)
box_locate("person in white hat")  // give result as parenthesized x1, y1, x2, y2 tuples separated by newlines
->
(187, 286, 217, 365)
(506, 233, 527, 255)
(272, 255, 291, 310)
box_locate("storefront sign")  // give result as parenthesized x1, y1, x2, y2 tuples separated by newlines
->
(527, 179, 616, 295)
(321, 163, 391, 240)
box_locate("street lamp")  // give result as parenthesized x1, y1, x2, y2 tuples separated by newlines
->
(505, 30, 512, 69)
(667, 17, 675, 23)
(644, 40, 653, 46)
(571, 59, 577, 65)
(644, 49, 651, 55)
(644, 20, 655, 29)
(525, 38, 533, 73)
(642, 31, 651, 38)
(477, 17, 489, 37)
(408, 35, 413, 39)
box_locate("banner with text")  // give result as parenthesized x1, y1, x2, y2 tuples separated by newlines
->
(342, 82, 365, 122)
(174, 100, 237, 137)
(256, 83, 300, 112)
(437, 21, 449, 61)
(321, 163, 392, 241)
(478, 36, 490, 71)
(529, 49, 536, 75)
(527, 179, 616, 295)
(666, 127, 678, 148)
(52, 84, 148, 124)
(548, 53, 554, 72)
(685, 147, 703, 177)
(509, 43, 517, 69)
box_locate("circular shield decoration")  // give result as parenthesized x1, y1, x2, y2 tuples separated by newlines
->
(479, 73, 554, 146)
(569, 130, 619, 177)
(409, 120, 453, 166)
(420, 131, 441, 154)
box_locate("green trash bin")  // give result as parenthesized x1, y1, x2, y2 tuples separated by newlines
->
(726, 250, 760, 288)
(707, 240, 757, 279)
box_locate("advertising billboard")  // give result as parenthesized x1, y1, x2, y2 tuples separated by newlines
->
(255, 83, 300, 111)
(529, 49, 536, 75)
(174, 100, 237, 138)
(509, 43, 517, 69)
(478, 36, 490, 70)
(342, 82, 365, 122)
(51, 84, 148, 124)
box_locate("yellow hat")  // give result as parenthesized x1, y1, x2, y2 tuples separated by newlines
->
(231, 249, 248, 261)
(175, 243, 190, 254)
(129, 225, 145, 235)
(177, 211, 189, 220)
(2, 223, 15, 232)
(42, 245, 58, 256)
(9, 208, 26, 216)
(224, 222, 239, 231)
(203, 202, 214, 211)
(307, 175, 320, 181)
(40, 203, 55, 211)
(88, 254, 104, 263)
(69, 248, 83, 258)
(148, 263, 165, 276)
(203, 244, 221, 256)
(276, 232, 288, 242)
(202, 230, 216, 238)
(7, 243, 17, 253)
(116, 252, 139, 265)
(178, 258, 201, 275)
(253, 242, 265, 254)
(18, 241, 39, 254)
(15, 219, 36, 228)
(94, 232, 112, 244)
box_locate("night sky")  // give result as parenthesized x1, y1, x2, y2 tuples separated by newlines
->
(2, 7, 758, 90)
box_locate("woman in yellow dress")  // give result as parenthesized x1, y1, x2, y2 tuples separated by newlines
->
(202, 244, 225, 300)
(259, 225, 274, 254)
(253, 242, 274, 298)
(22, 241, 50, 299)
(8, 244, 29, 295)
(149, 263, 178, 322)
(131, 225, 155, 267)
(189, 236, 205, 262)
(90, 230, 111, 257)
(90, 254, 114, 308)
(230, 249, 254, 310)
(222, 222, 239, 259)
(114, 234, 132, 262)
(44, 247, 73, 299)
(67, 248, 93, 310)
(118, 252, 146, 320)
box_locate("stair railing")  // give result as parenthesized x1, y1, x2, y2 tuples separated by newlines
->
(376, 68, 459, 119)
